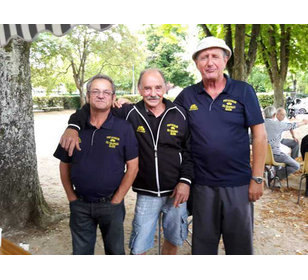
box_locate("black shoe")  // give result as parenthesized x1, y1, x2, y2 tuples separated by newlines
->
(266, 167, 275, 187)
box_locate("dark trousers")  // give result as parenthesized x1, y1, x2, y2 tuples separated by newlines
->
(192, 184, 254, 255)
(69, 199, 126, 255)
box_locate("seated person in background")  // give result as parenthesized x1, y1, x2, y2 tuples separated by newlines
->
(263, 106, 308, 185)
(276, 107, 299, 159)
(300, 134, 308, 197)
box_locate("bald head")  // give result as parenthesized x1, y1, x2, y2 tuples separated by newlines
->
(137, 68, 166, 87)
(276, 108, 286, 121)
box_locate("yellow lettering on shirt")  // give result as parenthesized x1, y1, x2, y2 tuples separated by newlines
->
(106, 136, 120, 148)
(189, 104, 198, 111)
(167, 123, 179, 136)
(136, 126, 146, 133)
(222, 99, 237, 112)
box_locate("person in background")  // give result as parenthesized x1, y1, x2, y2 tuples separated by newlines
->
(264, 106, 308, 186)
(300, 134, 308, 197)
(276, 107, 299, 159)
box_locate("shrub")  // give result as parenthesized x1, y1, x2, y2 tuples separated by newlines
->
(33, 96, 80, 109)
(257, 94, 274, 108)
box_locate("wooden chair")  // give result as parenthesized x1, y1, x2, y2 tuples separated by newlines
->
(265, 144, 289, 189)
(297, 152, 308, 204)
(0, 238, 30, 255)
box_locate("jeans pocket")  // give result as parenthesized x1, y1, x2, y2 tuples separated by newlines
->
(69, 198, 80, 207)
(180, 213, 188, 240)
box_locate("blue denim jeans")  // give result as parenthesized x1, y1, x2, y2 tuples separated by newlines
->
(129, 194, 188, 255)
(69, 198, 126, 255)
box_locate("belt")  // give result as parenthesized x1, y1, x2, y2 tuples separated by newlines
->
(76, 193, 113, 203)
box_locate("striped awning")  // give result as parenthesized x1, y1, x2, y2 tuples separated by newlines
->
(0, 24, 112, 47)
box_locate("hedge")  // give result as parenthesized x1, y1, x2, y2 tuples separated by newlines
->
(33, 96, 80, 109)
(257, 94, 275, 108)
(33, 94, 274, 110)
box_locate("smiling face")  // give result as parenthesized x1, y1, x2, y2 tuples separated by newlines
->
(87, 79, 115, 112)
(195, 47, 228, 82)
(138, 70, 166, 110)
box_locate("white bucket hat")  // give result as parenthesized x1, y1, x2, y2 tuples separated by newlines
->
(192, 36, 232, 60)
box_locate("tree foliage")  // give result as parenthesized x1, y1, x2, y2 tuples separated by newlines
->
(31, 25, 146, 106)
(145, 24, 195, 88)
(198, 24, 260, 81)
(259, 24, 308, 107)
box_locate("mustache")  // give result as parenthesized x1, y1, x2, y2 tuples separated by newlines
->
(145, 96, 161, 100)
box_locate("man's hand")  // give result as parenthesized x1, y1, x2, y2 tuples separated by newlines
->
(293, 136, 299, 143)
(170, 183, 190, 208)
(113, 98, 132, 108)
(248, 180, 264, 202)
(111, 195, 123, 205)
(60, 128, 80, 157)
(68, 193, 78, 202)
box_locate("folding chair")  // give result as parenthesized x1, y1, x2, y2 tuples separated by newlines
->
(297, 152, 308, 204)
(265, 144, 289, 189)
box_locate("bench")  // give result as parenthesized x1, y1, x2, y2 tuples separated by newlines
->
(42, 106, 64, 112)
(0, 238, 31, 255)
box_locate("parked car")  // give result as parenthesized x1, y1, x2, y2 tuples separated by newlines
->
(292, 98, 308, 114)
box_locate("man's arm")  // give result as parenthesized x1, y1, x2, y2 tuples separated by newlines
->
(289, 129, 299, 143)
(60, 104, 90, 156)
(59, 161, 78, 202)
(111, 158, 139, 204)
(249, 123, 267, 202)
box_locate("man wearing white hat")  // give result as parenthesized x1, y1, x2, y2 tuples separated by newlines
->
(174, 36, 267, 254)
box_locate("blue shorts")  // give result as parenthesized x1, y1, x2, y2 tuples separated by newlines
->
(129, 194, 188, 255)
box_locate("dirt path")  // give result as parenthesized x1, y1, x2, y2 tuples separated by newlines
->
(3, 110, 308, 255)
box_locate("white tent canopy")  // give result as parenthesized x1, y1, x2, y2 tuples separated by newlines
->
(0, 24, 112, 47)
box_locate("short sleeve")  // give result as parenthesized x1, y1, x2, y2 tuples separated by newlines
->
(53, 144, 72, 163)
(244, 85, 264, 127)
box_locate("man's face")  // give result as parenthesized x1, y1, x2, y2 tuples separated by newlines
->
(138, 71, 166, 109)
(87, 79, 115, 112)
(277, 110, 286, 121)
(195, 47, 228, 82)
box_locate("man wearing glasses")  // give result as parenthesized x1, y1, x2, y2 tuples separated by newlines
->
(54, 74, 139, 255)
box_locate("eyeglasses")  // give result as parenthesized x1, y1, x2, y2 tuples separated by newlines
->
(89, 90, 114, 97)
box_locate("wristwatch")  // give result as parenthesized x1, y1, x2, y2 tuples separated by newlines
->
(251, 176, 263, 184)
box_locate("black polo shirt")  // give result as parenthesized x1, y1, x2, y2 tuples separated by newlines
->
(174, 74, 264, 187)
(54, 112, 139, 202)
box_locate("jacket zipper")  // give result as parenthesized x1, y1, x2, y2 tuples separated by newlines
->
(134, 106, 176, 197)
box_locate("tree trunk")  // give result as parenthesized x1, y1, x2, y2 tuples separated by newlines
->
(260, 24, 291, 108)
(0, 38, 60, 229)
(224, 24, 234, 78)
(273, 79, 285, 108)
(233, 24, 246, 81)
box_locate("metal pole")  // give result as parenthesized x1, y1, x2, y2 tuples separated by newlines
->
(158, 213, 162, 255)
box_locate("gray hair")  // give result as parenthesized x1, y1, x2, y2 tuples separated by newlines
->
(137, 68, 166, 87)
(263, 106, 277, 119)
(86, 74, 116, 94)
